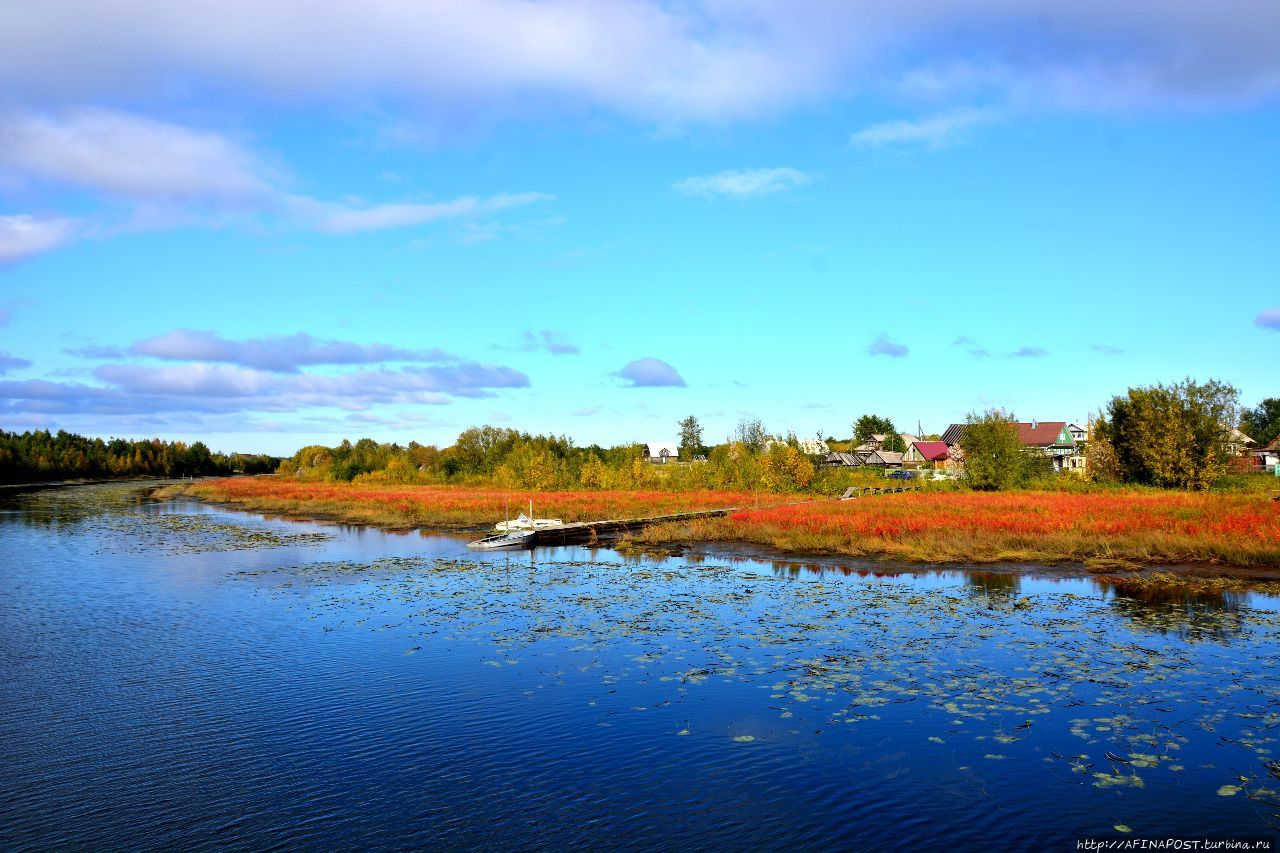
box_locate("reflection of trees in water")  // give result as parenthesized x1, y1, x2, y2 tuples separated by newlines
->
(0, 484, 152, 530)
(1100, 582, 1249, 642)
(965, 571, 1021, 602)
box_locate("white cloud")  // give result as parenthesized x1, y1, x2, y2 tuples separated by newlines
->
(0, 109, 554, 252)
(1256, 308, 1280, 331)
(0, 214, 78, 263)
(0, 108, 273, 201)
(5, 2, 1277, 123)
(291, 192, 553, 235)
(851, 109, 996, 149)
(674, 167, 813, 198)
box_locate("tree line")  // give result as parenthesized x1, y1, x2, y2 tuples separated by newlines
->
(276, 421, 863, 494)
(0, 429, 278, 484)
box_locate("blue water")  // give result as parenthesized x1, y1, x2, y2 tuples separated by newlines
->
(2, 483, 1279, 850)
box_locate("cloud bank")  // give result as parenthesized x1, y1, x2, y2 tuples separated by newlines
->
(126, 329, 453, 372)
(3, 1, 1278, 122)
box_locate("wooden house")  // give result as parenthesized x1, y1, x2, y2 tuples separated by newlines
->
(643, 442, 679, 464)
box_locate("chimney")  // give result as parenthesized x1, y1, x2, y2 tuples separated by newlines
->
(1031, 419, 1038, 429)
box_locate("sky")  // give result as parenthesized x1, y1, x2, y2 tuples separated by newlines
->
(1, 1, 1278, 456)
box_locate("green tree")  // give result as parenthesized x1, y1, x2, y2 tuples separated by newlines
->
(733, 417, 768, 454)
(853, 414, 905, 452)
(678, 415, 704, 459)
(1240, 398, 1280, 447)
(959, 409, 1026, 490)
(1097, 378, 1239, 490)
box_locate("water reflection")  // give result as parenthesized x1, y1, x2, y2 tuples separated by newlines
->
(1101, 581, 1249, 641)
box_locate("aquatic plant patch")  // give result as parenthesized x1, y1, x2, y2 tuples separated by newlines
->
(247, 552, 1280, 837)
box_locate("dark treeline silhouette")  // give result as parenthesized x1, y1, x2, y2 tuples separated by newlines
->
(0, 429, 278, 484)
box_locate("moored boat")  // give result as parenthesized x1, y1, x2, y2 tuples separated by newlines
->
(466, 529, 535, 550)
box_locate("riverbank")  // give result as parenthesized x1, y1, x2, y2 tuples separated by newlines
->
(629, 490, 1280, 572)
(160, 478, 1280, 579)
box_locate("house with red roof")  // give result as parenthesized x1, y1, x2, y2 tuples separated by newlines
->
(904, 440, 950, 464)
(940, 420, 1084, 473)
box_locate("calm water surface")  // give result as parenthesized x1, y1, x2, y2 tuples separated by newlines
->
(2, 483, 1279, 851)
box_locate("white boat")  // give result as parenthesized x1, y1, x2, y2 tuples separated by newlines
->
(493, 500, 562, 531)
(467, 529, 534, 550)
(494, 512, 563, 532)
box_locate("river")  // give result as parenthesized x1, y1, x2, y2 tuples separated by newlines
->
(2, 482, 1278, 850)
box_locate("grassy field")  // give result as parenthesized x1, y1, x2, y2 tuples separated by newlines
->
(632, 490, 1280, 568)
(158, 478, 780, 530)
(162, 478, 1280, 570)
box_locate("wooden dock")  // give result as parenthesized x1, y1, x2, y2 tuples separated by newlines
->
(520, 484, 921, 547)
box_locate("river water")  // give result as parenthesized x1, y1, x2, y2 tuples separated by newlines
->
(2, 482, 1278, 850)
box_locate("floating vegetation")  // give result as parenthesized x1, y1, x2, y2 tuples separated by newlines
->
(5, 481, 332, 553)
(238, 547, 1280, 833)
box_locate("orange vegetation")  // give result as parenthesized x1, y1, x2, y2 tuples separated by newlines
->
(637, 490, 1280, 567)
(172, 477, 779, 530)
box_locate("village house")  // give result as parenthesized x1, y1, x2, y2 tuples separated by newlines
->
(904, 440, 952, 467)
(941, 420, 1082, 473)
(766, 438, 829, 456)
(853, 433, 918, 452)
(819, 449, 904, 468)
(642, 442, 679, 464)
(1225, 427, 1254, 458)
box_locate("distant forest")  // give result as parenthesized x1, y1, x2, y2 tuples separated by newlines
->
(0, 429, 278, 485)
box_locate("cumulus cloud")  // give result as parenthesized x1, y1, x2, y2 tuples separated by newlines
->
(616, 357, 686, 388)
(674, 167, 814, 198)
(1010, 346, 1049, 358)
(0, 352, 32, 374)
(851, 108, 996, 149)
(0, 214, 78, 264)
(0, 108, 274, 202)
(126, 329, 453, 372)
(1256, 308, 1280, 331)
(868, 334, 908, 357)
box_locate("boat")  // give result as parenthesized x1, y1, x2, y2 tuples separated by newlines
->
(492, 500, 562, 531)
(494, 512, 563, 532)
(466, 529, 535, 550)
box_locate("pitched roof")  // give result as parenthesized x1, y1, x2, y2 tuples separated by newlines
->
(911, 440, 950, 461)
(1017, 421, 1071, 447)
(645, 442, 678, 457)
(940, 424, 967, 446)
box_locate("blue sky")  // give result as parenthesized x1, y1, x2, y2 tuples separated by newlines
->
(1, 1, 1278, 455)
